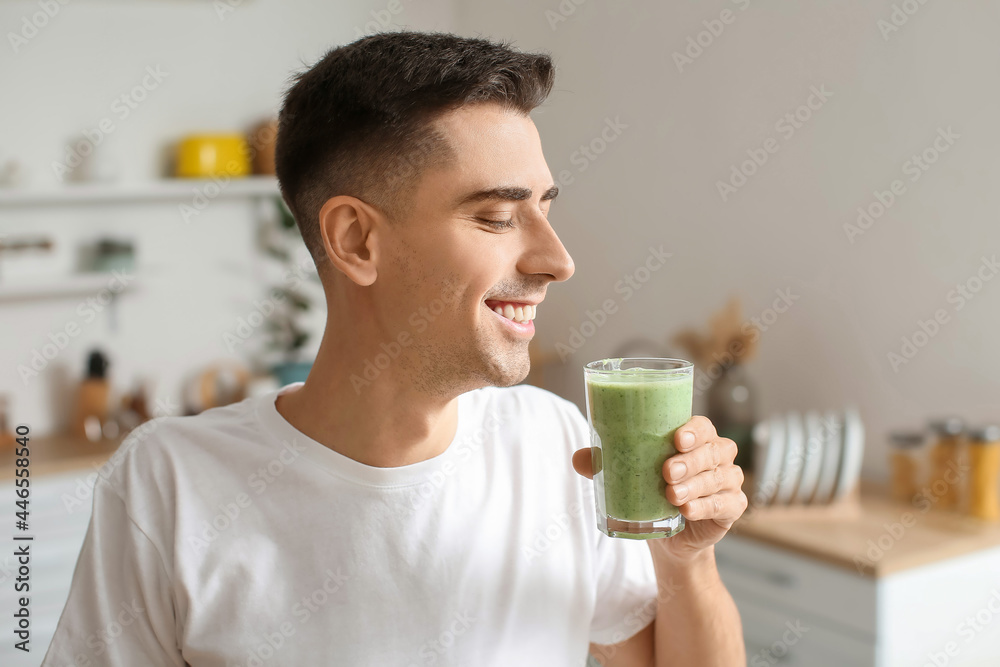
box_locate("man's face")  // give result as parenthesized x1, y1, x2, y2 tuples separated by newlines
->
(373, 103, 575, 395)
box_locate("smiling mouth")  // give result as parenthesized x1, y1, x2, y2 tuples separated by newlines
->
(484, 299, 537, 324)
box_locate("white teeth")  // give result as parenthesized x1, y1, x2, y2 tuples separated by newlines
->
(490, 302, 538, 323)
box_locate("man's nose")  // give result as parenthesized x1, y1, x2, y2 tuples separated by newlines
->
(518, 216, 575, 283)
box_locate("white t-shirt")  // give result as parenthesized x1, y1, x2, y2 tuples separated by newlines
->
(42, 382, 658, 667)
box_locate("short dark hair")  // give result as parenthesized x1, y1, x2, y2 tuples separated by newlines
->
(274, 31, 555, 273)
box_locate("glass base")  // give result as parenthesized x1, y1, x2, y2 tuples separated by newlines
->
(598, 513, 685, 540)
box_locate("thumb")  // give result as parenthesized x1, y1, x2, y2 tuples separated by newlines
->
(572, 447, 594, 480)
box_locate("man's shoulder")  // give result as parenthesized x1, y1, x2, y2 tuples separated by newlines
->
(101, 395, 262, 491)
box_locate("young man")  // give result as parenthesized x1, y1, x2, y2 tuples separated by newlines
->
(43, 32, 746, 666)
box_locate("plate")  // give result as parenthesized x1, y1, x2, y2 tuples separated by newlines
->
(794, 410, 825, 504)
(812, 410, 842, 504)
(753, 414, 785, 506)
(775, 412, 805, 504)
(832, 407, 865, 502)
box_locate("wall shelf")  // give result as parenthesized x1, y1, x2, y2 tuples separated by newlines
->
(0, 176, 280, 207)
(0, 271, 138, 303)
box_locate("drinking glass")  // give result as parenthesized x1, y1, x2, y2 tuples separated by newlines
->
(584, 358, 694, 539)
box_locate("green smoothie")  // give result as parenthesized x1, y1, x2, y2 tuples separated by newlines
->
(586, 370, 694, 523)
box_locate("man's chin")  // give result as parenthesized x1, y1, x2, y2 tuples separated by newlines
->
(476, 346, 531, 388)
(491, 365, 530, 388)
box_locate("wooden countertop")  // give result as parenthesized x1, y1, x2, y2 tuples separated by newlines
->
(730, 480, 1000, 578)
(0, 433, 125, 480)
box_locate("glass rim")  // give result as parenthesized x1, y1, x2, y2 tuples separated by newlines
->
(583, 357, 693, 376)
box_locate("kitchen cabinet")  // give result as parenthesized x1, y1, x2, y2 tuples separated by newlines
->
(717, 486, 1000, 666)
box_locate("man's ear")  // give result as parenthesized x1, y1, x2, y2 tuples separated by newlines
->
(317, 195, 381, 287)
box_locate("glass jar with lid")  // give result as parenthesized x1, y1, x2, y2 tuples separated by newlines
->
(889, 430, 926, 504)
(968, 425, 1000, 521)
(928, 417, 966, 511)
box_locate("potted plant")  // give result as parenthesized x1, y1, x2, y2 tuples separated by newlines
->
(258, 196, 321, 386)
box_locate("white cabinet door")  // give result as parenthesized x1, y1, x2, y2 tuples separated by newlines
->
(877, 546, 1000, 667)
(716, 534, 878, 636)
(717, 535, 878, 666)
(737, 595, 876, 667)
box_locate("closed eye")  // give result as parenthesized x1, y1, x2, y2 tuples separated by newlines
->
(476, 217, 515, 229)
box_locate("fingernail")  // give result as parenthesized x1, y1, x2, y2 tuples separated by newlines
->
(679, 431, 695, 449)
(670, 461, 687, 480)
(674, 483, 689, 502)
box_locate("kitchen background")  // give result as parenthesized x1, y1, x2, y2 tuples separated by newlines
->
(1, 0, 999, 665)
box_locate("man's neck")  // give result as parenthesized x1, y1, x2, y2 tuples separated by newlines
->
(274, 344, 464, 468)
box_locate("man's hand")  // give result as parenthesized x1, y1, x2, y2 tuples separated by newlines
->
(572, 415, 748, 563)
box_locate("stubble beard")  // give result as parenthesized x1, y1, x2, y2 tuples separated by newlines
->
(402, 315, 531, 397)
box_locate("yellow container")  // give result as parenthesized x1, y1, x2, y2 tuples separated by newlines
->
(968, 426, 1000, 522)
(175, 134, 250, 178)
(929, 417, 965, 511)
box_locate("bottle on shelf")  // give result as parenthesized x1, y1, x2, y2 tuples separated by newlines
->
(72, 349, 111, 442)
(0, 394, 16, 451)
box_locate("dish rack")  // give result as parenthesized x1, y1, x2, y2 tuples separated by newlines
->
(741, 408, 864, 520)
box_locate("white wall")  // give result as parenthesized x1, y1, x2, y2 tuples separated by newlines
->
(0, 0, 455, 433)
(453, 0, 1000, 479)
(3, 0, 455, 186)
(4, 0, 998, 482)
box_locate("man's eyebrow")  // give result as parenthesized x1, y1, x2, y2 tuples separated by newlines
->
(453, 185, 560, 207)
